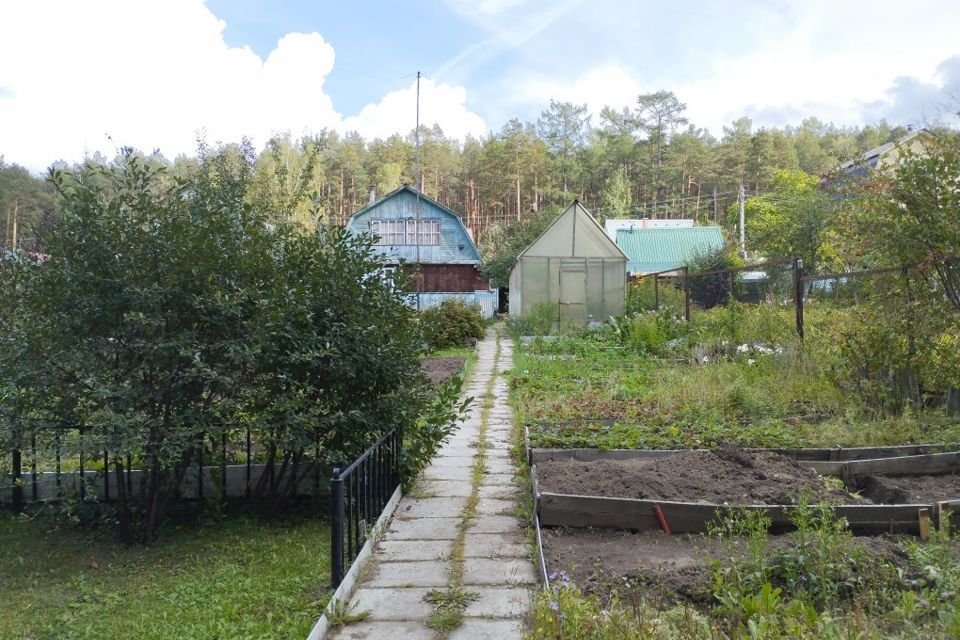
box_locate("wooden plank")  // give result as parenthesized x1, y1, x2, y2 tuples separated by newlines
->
(537, 491, 928, 535)
(528, 444, 953, 465)
(919, 508, 931, 541)
(841, 451, 960, 477)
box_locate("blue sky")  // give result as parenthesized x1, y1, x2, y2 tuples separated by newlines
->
(2, 0, 959, 170)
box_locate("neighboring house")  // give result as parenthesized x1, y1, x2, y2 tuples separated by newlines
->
(346, 185, 496, 318)
(838, 128, 934, 178)
(615, 226, 724, 275)
(603, 218, 693, 241)
(509, 202, 627, 323)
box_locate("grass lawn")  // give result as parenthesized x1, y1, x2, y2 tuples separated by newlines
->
(0, 506, 330, 640)
(512, 306, 960, 451)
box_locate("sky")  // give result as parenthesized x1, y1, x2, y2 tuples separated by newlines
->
(1, 0, 959, 172)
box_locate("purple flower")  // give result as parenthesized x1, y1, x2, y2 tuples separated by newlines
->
(549, 600, 559, 611)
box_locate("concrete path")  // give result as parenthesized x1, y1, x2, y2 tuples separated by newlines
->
(328, 331, 533, 640)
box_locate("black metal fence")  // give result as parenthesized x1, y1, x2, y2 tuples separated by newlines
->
(1, 424, 330, 513)
(330, 426, 403, 589)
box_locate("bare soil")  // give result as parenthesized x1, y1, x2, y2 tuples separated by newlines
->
(420, 356, 465, 386)
(542, 526, 907, 607)
(850, 472, 960, 504)
(536, 447, 858, 505)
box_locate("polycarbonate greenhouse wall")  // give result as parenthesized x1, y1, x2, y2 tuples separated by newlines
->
(509, 256, 625, 322)
(509, 202, 627, 323)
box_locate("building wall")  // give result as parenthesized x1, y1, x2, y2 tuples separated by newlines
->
(347, 189, 482, 265)
(412, 264, 489, 293)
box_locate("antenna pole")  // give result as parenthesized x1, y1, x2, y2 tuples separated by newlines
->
(415, 71, 422, 310)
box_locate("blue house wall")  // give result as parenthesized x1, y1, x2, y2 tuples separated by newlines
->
(346, 186, 482, 265)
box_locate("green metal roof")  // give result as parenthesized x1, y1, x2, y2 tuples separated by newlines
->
(615, 227, 725, 274)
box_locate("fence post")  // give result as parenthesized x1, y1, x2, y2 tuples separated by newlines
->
(683, 267, 691, 322)
(793, 257, 804, 341)
(654, 275, 660, 310)
(330, 468, 344, 589)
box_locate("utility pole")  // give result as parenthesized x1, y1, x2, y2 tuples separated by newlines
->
(738, 181, 746, 258)
(712, 185, 718, 222)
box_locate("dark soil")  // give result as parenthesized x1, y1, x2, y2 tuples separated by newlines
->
(542, 526, 908, 607)
(850, 472, 960, 504)
(536, 447, 859, 505)
(420, 357, 465, 386)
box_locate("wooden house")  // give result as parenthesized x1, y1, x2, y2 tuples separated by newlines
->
(346, 185, 496, 317)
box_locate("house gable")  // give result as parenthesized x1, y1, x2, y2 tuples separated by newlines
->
(347, 186, 482, 265)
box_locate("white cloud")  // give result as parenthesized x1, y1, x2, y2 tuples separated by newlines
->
(0, 0, 487, 171)
(344, 77, 487, 141)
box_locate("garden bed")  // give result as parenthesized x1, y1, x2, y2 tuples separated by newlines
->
(540, 526, 908, 608)
(532, 447, 960, 535)
(420, 356, 466, 386)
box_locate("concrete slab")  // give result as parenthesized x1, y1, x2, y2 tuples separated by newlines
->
(468, 515, 524, 534)
(448, 618, 526, 639)
(430, 456, 476, 467)
(463, 587, 532, 618)
(395, 497, 467, 519)
(477, 485, 519, 500)
(462, 558, 537, 586)
(414, 480, 473, 497)
(423, 466, 473, 482)
(348, 587, 433, 620)
(366, 560, 449, 587)
(481, 473, 516, 485)
(463, 533, 528, 559)
(476, 498, 518, 516)
(386, 517, 460, 540)
(377, 539, 453, 562)
(329, 621, 435, 640)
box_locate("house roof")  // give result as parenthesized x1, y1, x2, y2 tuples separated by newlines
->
(616, 226, 725, 274)
(838, 129, 931, 173)
(517, 201, 628, 261)
(347, 184, 464, 222)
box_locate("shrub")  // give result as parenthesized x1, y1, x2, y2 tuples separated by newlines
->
(420, 299, 486, 350)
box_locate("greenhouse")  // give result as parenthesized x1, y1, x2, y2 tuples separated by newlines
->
(508, 202, 627, 323)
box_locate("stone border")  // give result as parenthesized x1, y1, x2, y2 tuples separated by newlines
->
(305, 485, 403, 640)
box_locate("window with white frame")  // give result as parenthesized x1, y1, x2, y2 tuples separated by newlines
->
(370, 219, 406, 245)
(408, 219, 440, 245)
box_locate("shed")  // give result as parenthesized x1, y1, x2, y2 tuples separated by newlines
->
(508, 202, 627, 323)
(347, 185, 496, 317)
(615, 226, 724, 275)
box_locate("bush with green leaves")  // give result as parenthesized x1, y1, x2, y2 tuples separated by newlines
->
(507, 300, 557, 338)
(419, 299, 486, 350)
(0, 146, 449, 541)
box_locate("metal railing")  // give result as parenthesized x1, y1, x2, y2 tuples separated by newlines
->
(330, 427, 403, 589)
(330, 428, 403, 589)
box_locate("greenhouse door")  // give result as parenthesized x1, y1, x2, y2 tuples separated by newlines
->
(559, 269, 586, 324)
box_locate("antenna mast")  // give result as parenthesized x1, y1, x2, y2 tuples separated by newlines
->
(415, 71, 422, 310)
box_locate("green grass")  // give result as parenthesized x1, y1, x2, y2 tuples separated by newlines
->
(512, 308, 960, 451)
(429, 345, 476, 359)
(0, 507, 331, 640)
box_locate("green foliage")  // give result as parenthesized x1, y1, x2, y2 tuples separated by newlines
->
(743, 169, 841, 272)
(420, 299, 485, 350)
(480, 208, 556, 288)
(401, 374, 472, 488)
(0, 509, 331, 640)
(625, 275, 686, 315)
(507, 301, 558, 338)
(0, 146, 429, 541)
(686, 244, 743, 309)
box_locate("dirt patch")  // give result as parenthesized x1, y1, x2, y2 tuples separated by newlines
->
(536, 447, 858, 505)
(850, 472, 960, 504)
(542, 526, 908, 607)
(420, 356, 465, 386)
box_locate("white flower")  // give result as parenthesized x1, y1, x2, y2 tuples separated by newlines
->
(747, 358, 755, 365)
(737, 344, 749, 353)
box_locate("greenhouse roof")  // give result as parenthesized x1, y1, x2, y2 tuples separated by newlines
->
(616, 226, 725, 274)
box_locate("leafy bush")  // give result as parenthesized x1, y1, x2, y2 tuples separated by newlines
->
(0, 147, 431, 541)
(420, 299, 486, 350)
(625, 275, 687, 315)
(686, 244, 742, 310)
